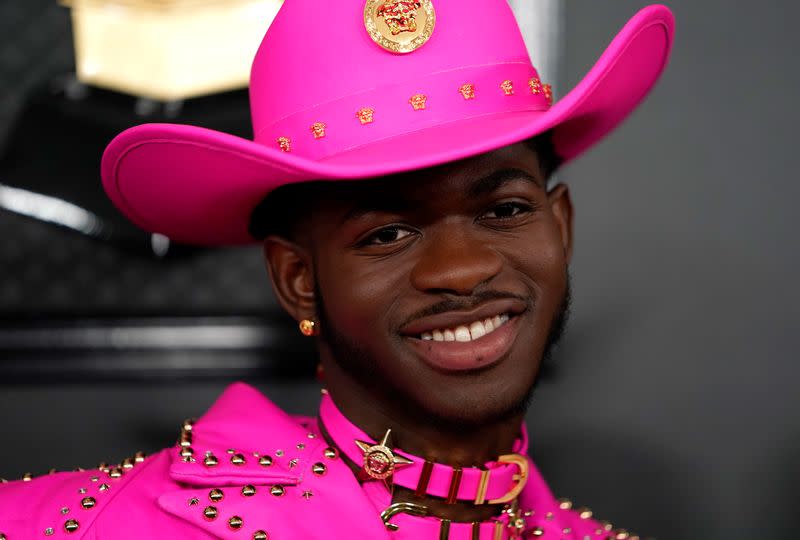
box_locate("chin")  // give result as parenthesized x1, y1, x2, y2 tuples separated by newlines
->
(402, 350, 542, 429)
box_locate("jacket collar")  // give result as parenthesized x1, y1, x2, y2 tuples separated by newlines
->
(167, 382, 310, 486)
(158, 382, 391, 539)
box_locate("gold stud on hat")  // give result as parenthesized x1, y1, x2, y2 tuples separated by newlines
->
(543, 83, 554, 105)
(310, 122, 327, 139)
(409, 93, 427, 110)
(528, 77, 542, 95)
(356, 107, 375, 125)
(277, 136, 291, 152)
(458, 83, 475, 100)
(299, 319, 318, 336)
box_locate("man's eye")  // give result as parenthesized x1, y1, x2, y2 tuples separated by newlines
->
(482, 202, 532, 220)
(364, 226, 414, 245)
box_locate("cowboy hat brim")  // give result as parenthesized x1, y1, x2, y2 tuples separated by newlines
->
(102, 5, 674, 246)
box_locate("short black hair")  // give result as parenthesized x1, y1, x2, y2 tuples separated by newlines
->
(248, 130, 562, 241)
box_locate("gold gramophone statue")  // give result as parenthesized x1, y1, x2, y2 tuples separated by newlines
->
(61, 0, 283, 101)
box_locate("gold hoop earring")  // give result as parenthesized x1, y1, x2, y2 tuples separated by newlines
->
(299, 319, 318, 336)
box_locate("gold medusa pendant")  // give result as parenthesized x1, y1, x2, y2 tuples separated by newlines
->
(364, 0, 436, 54)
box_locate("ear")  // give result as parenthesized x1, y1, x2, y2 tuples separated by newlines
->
(262, 236, 316, 322)
(546, 182, 574, 263)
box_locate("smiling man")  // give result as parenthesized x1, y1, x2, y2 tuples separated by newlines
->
(0, 1, 673, 539)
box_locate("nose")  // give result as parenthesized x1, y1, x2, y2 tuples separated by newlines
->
(409, 224, 503, 296)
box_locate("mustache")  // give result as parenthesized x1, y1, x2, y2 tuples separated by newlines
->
(400, 290, 533, 327)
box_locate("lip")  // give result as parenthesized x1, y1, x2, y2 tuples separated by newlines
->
(404, 313, 522, 373)
(399, 297, 527, 337)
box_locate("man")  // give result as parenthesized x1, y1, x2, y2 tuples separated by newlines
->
(0, 1, 673, 538)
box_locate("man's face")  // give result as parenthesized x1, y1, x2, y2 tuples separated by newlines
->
(268, 141, 572, 427)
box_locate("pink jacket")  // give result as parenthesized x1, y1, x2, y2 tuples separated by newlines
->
(0, 383, 628, 539)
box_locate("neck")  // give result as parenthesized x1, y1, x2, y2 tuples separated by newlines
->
(322, 366, 526, 522)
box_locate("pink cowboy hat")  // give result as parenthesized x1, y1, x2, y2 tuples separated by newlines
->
(101, 1, 674, 246)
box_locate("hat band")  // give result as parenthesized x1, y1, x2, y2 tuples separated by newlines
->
(253, 62, 551, 161)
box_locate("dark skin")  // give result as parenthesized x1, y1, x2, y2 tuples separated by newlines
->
(263, 141, 573, 522)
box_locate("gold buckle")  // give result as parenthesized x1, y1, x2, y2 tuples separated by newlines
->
(483, 454, 529, 505)
(380, 502, 429, 531)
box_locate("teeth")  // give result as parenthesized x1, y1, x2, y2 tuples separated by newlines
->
(419, 313, 510, 342)
(454, 326, 471, 342)
(484, 318, 494, 332)
(469, 321, 486, 340)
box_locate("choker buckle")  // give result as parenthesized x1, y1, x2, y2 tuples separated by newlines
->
(380, 501, 429, 531)
(485, 454, 529, 505)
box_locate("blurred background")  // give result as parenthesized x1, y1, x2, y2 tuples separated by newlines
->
(0, 1, 798, 539)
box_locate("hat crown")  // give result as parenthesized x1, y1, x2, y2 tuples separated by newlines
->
(249, 0, 539, 144)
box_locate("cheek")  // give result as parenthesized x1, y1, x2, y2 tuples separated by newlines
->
(316, 252, 410, 337)
(507, 221, 568, 289)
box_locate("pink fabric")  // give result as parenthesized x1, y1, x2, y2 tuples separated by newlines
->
(100, 1, 674, 245)
(0, 383, 620, 539)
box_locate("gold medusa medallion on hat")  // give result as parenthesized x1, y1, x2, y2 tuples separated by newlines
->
(364, 0, 436, 53)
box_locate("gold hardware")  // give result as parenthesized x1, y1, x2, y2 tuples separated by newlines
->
(356, 107, 375, 124)
(364, 0, 436, 54)
(277, 136, 291, 152)
(500, 80, 514, 96)
(493, 521, 503, 540)
(459, 83, 475, 100)
(409, 93, 428, 110)
(380, 501, 429, 531)
(299, 319, 317, 336)
(310, 122, 327, 139)
(506, 500, 527, 538)
(471, 522, 480, 540)
(528, 77, 542, 95)
(487, 454, 528, 504)
(439, 519, 451, 540)
(209, 488, 224, 502)
(445, 467, 462, 504)
(474, 469, 490, 504)
(355, 429, 413, 483)
(203, 506, 218, 520)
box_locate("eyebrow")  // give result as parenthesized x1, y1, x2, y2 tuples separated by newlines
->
(339, 168, 540, 226)
(339, 198, 415, 226)
(467, 168, 541, 197)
